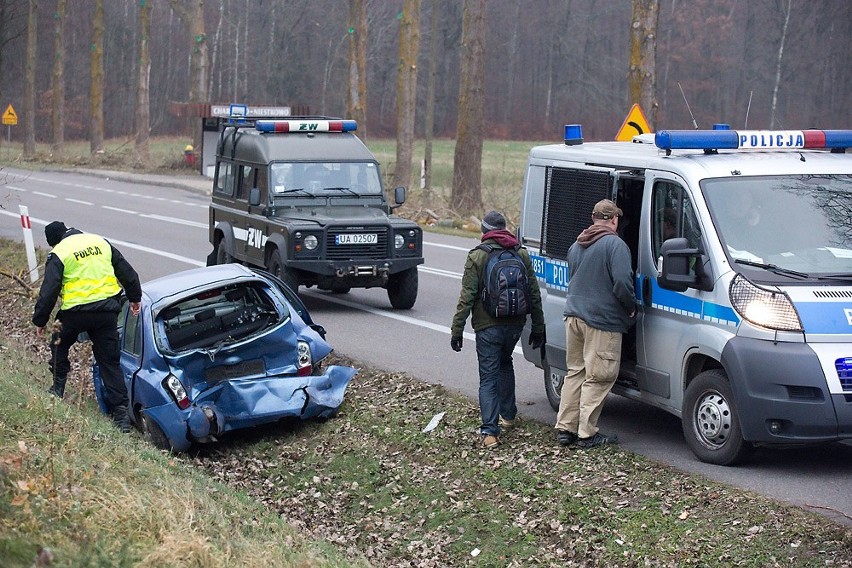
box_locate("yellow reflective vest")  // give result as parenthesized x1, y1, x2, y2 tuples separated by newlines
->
(51, 233, 121, 309)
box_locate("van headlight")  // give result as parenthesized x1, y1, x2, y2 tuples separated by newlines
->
(394, 233, 405, 249)
(729, 274, 802, 332)
(304, 234, 318, 250)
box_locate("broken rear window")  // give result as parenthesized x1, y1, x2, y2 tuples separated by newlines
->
(157, 283, 285, 351)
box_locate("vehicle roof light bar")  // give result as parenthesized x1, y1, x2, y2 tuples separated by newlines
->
(255, 120, 357, 133)
(655, 128, 852, 154)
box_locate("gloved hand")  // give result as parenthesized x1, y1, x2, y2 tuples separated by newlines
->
(450, 336, 463, 352)
(528, 332, 545, 350)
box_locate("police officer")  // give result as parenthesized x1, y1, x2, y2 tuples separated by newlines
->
(32, 221, 142, 433)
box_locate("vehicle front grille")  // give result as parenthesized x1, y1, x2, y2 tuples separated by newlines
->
(326, 227, 388, 260)
(206, 359, 266, 386)
(835, 357, 852, 392)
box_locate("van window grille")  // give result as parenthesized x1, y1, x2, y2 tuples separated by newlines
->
(541, 167, 612, 260)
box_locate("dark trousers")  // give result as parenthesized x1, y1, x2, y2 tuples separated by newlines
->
(475, 324, 524, 437)
(51, 310, 127, 409)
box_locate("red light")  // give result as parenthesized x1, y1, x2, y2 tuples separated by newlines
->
(297, 365, 312, 377)
(177, 398, 191, 409)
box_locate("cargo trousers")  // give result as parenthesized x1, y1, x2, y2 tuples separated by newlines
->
(555, 316, 622, 439)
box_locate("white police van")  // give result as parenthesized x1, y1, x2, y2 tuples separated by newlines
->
(519, 124, 852, 465)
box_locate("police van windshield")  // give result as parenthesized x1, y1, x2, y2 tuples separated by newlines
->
(703, 174, 852, 275)
(270, 162, 382, 197)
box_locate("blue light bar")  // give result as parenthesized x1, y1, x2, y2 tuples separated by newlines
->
(255, 120, 357, 133)
(655, 129, 852, 152)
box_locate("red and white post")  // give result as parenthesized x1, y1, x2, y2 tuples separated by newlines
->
(19, 205, 39, 283)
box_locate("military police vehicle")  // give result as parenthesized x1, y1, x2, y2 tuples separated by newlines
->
(519, 123, 852, 465)
(208, 106, 423, 309)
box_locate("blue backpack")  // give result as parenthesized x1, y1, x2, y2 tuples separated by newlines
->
(476, 244, 532, 318)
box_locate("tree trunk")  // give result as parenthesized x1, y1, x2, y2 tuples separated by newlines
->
(169, 0, 208, 148)
(135, 0, 151, 163)
(422, 0, 441, 201)
(346, 0, 368, 139)
(23, 0, 37, 158)
(393, 0, 421, 191)
(50, 0, 67, 153)
(628, 0, 659, 129)
(451, 0, 484, 212)
(770, 0, 791, 129)
(90, 0, 104, 155)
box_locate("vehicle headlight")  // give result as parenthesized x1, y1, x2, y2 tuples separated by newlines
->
(394, 233, 405, 249)
(729, 274, 802, 332)
(297, 340, 312, 376)
(304, 234, 318, 250)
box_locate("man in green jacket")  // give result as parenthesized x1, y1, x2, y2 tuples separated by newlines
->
(451, 211, 545, 448)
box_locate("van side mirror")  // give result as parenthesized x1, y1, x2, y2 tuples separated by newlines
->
(249, 187, 261, 206)
(658, 238, 713, 292)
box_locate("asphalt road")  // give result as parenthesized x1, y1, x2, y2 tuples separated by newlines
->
(1, 168, 850, 526)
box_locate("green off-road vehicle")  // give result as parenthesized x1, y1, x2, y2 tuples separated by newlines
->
(208, 107, 423, 309)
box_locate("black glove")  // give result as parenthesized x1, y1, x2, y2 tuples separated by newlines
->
(528, 332, 545, 350)
(450, 336, 463, 352)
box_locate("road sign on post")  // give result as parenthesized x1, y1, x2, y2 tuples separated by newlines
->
(2, 104, 18, 125)
(615, 103, 651, 141)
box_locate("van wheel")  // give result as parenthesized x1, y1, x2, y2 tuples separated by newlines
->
(543, 357, 562, 412)
(682, 369, 753, 466)
(215, 238, 233, 265)
(387, 267, 418, 309)
(267, 249, 299, 292)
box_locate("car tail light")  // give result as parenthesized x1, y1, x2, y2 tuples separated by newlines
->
(164, 374, 191, 409)
(297, 341, 312, 376)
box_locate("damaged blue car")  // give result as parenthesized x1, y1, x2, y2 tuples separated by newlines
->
(95, 263, 356, 452)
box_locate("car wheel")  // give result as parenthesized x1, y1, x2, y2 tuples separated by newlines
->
(543, 357, 562, 412)
(215, 237, 233, 265)
(140, 412, 172, 452)
(682, 369, 753, 466)
(267, 249, 299, 291)
(387, 267, 418, 309)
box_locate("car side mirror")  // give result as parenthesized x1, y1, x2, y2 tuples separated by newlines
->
(658, 237, 713, 292)
(249, 187, 261, 207)
(394, 186, 406, 206)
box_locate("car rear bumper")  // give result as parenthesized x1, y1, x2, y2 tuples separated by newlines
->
(142, 365, 357, 452)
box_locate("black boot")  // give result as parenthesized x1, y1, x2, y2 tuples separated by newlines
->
(112, 405, 131, 434)
(47, 380, 66, 399)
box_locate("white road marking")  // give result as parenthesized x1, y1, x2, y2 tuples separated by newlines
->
(66, 198, 93, 205)
(140, 213, 208, 228)
(33, 191, 57, 198)
(102, 206, 138, 214)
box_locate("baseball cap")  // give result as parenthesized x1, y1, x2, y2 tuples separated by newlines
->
(592, 199, 623, 220)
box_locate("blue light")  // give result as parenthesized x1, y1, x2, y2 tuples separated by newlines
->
(564, 124, 583, 146)
(655, 128, 852, 152)
(655, 130, 739, 151)
(823, 130, 852, 149)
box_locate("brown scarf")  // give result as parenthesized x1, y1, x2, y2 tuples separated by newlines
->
(576, 224, 617, 248)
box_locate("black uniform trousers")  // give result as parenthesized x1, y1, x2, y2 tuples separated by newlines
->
(50, 310, 127, 409)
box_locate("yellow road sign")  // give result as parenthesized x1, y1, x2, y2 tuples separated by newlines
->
(615, 103, 650, 141)
(2, 104, 18, 126)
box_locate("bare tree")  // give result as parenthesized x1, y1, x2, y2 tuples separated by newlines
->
(422, 0, 441, 202)
(346, 0, 368, 138)
(23, 0, 37, 158)
(628, 0, 659, 129)
(135, 0, 152, 163)
(393, 0, 421, 191)
(169, 0, 209, 148)
(450, 0, 485, 212)
(89, 0, 104, 154)
(769, 0, 791, 129)
(50, 0, 67, 153)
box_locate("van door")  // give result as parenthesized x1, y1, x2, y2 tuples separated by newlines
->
(636, 172, 708, 408)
